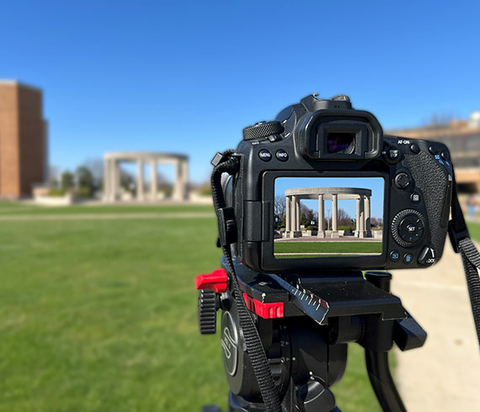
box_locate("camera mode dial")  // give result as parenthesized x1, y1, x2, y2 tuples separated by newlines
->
(391, 209, 426, 248)
(243, 121, 284, 141)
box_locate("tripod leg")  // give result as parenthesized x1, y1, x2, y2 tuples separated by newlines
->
(365, 350, 407, 412)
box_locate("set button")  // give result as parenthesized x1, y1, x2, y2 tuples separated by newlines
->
(399, 215, 424, 243)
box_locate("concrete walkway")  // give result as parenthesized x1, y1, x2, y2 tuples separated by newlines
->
(392, 241, 480, 411)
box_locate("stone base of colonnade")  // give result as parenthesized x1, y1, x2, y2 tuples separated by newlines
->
(284, 231, 303, 238)
(317, 230, 326, 238)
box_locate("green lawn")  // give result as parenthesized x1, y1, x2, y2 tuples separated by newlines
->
(275, 241, 383, 255)
(468, 222, 480, 242)
(0, 203, 393, 412)
(0, 202, 214, 215)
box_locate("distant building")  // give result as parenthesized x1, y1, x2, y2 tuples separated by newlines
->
(388, 113, 480, 193)
(0, 81, 47, 198)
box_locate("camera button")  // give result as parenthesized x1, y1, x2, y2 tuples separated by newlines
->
(418, 246, 436, 266)
(403, 253, 414, 264)
(387, 148, 400, 160)
(275, 149, 289, 162)
(410, 192, 421, 204)
(428, 145, 439, 155)
(410, 143, 420, 154)
(440, 151, 449, 161)
(389, 250, 400, 262)
(394, 172, 410, 189)
(258, 149, 272, 162)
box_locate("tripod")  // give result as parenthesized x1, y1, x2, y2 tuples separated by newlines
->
(197, 258, 427, 412)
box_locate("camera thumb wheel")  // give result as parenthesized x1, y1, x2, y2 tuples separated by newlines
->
(243, 121, 284, 141)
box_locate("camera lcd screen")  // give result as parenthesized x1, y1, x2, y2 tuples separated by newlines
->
(273, 177, 384, 259)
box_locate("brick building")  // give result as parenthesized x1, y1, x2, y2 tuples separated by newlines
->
(388, 114, 480, 194)
(0, 81, 47, 198)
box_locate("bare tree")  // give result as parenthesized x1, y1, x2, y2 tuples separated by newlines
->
(48, 165, 60, 187)
(83, 158, 104, 181)
(274, 195, 286, 220)
(337, 208, 352, 227)
(371, 217, 383, 228)
(300, 203, 315, 227)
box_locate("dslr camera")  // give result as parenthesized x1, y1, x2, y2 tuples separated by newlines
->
(227, 93, 453, 273)
(196, 94, 458, 412)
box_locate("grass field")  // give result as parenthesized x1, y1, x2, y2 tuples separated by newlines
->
(274, 240, 383, 257)
(4, 203, 476, 411)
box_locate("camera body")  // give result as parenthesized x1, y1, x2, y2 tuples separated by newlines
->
(227, 94, 453, 273)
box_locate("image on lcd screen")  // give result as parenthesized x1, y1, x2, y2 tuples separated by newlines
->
(274, 177, 384, 258)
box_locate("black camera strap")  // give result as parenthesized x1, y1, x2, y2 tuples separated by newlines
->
(210, 150, 282, 412)
(448, 173, 480, 348)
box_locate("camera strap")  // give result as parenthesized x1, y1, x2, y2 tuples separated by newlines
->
(210, 150, 282, 412)
(448, 173, 480, 348)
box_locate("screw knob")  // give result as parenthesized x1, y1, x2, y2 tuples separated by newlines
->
(198, 289, 219, 335)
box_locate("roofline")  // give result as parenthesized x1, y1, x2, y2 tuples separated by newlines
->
(104, 151, 188, 161)
(0, 80, 43, 93)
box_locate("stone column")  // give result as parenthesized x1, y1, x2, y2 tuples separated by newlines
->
(286, 196, 291, 232)
(137, 160, 144, 201)
(109, 158, 117, 202)
(182, 160, 188, 200)
(113, 160, 121, 201)
(290, 195, 297, 238)
(296, 198, 300, 231)
(332, 194, 338, 237)
(173, 159, 188, 201)
(317, 194, 325, 238)
(358, 194, 365, 238)
(356, 196, 361, 237)
(104, 157, 110, 202)
(365, 195, 372, 237)
(151, 161, 157, 201)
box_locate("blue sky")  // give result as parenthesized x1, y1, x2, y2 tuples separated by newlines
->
(275, 177, 384, 221)
(1, 1, 480, 183)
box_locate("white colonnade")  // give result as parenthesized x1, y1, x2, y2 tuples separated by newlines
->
(103, 152, 188, 202)
(284, 187, 373, 238)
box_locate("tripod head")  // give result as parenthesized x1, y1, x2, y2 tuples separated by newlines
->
(197, 259, 426, 411)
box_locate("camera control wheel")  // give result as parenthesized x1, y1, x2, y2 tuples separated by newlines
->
(242, 121, 284, 141)
(198, 289, 219, 335)
(391, 209, 426, 248)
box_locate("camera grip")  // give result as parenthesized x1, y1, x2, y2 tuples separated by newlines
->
(402, 150, 451, 260)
